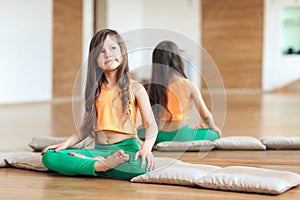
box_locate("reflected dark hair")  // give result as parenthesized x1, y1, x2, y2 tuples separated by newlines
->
(82, 29, 130, 137)
(149, 41, 187, 121)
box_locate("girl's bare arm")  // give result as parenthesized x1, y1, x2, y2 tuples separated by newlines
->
(188, 80, 222, 136)
(132, 82, 158, 170)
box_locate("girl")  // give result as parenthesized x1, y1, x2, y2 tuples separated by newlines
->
(139, 40, 221, 144)
(41, 29, 158, 180)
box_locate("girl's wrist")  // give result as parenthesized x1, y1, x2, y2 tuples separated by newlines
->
(140, 143, 153, 152)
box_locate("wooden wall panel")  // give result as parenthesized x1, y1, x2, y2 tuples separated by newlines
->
(53, 0, 82, 98)
(201, 0, 263, 89)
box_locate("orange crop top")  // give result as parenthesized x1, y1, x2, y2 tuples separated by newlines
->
(161, 78, 192, 121)
(95, 81, 138, 134)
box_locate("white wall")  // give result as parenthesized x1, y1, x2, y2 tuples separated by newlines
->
(263, 0, 300, 91)
(142, 0, 201, 85)
(106, 0, 143, 33)
(106, 0, 201, 85)
(0, 0, 52, 103)
(106, 0, 144, 76)
(142, 0, 200, 44)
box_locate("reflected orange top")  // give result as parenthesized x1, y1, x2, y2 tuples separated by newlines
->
(95, 81, 137, 134)
(161, 78, 191, 121)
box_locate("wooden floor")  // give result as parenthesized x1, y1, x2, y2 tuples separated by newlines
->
(1, 92, 300, 199)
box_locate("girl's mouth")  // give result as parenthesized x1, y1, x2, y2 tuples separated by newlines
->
(104, 60, 115, 65)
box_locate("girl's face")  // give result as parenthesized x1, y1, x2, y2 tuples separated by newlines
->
(97, 35, 123, 72)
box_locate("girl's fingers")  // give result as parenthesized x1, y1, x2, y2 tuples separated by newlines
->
(41, 146, 54, 155)
(140, 154, 146, 168)
(134, 151, 155, 170)
(149, 157, 155, 170)
(54, 147, 62, 152)
(134, 151, 139, 161)
(41, 144, 65, 155)
(146, 155, 154, 170)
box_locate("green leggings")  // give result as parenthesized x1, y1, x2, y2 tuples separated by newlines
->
(138, 125, 219, 144)
(42, 138, 147, 180)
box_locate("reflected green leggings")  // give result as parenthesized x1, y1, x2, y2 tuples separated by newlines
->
(138, 125, 219, 144)
(42, 138, 147, 180)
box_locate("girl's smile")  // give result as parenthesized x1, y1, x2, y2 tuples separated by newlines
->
(104, 60, 114, 65)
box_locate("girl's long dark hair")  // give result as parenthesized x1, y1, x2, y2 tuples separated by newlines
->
(82, 29, 130, 137)
(148, 41, 187, 121)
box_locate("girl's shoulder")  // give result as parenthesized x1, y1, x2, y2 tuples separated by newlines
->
(179, 78, 199, 96)
(169, 77, 189, 85)
(186, 79, 201, 96)
(129, 79, 142, 87)
(129, 79, 145, 94)
(175, 78, 192, 90)
(185, 78, 194, 86)
(186, 79, 198, 88)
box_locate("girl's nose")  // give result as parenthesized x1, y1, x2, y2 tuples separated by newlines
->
(105, 50, 112, 58)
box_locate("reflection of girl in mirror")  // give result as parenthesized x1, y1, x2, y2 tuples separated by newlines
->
(42, 29, 158, 180)
(139, 41, 221, 144)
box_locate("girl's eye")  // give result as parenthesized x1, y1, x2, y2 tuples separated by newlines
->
(100, 49, 105, 53)
(111, 46, 116, 50)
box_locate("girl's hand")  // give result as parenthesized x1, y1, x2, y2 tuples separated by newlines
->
(134, 149, 155, 171)
(41, 142, 69, 155)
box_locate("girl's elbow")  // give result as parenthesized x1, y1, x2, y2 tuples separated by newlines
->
(201, 114, 212, 121)
(148, 120, 158, 133)
(145, 121, 158, 135)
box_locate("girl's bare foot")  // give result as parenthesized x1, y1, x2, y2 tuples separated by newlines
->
(94, 150, 129, 172)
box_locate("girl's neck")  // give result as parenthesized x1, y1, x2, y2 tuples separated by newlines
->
(169, 71, 184, 82)
(103, 71, 118, 89)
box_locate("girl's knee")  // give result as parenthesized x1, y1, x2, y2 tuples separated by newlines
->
(207, 129, 220, 140)
(42, 149, 56, 168)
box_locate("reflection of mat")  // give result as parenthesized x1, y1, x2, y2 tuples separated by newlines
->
(27, 136, 300, 152)
(154, 136, 300, 151)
